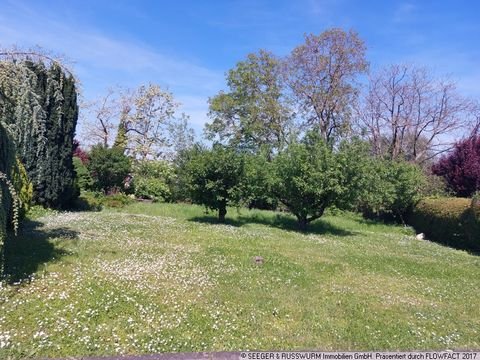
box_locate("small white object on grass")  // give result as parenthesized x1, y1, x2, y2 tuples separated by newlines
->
(253, 256, 264, 265)
(416, 233, 425, 240)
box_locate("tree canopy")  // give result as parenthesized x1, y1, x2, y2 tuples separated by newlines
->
(205, 50, 293, 153)
(356, 64, 476, 164)
(271, 134, 346, 229)
(284, 29, 368, 144)
(183, 145, 245, 222)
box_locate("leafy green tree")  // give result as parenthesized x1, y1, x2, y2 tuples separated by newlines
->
(184, 145, 245, 222)
(169, 147, 199, 202)
(272, 135, 344, 229)
(87, 145, 131, 194)
(0, 61, 48, 193)
(243, 151, 277, 210)
(271, 134, 369, 229)
(206, 50, 293, 153)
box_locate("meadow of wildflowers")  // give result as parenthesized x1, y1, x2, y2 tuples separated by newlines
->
(0, 203, 479, 358)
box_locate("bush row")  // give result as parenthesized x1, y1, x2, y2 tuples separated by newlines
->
(408, 196, 480, 251)
(73, 145, 175, 203)
(72, 138, 427, 230)
(177, 138, 426, 228)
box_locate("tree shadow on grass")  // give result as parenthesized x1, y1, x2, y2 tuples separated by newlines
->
(2, 219, 77, 284)
(188, 211, 353, 237)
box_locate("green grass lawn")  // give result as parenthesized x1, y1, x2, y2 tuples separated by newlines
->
(1, 202, 479, 358)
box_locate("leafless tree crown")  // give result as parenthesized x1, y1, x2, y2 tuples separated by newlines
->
(356, 64, 477, 164)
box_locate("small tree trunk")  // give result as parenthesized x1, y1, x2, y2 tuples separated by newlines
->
(297, 216, 308, 231)
(218, 206, 227, 223)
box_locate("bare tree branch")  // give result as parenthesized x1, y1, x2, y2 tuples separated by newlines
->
(284, 29, 368, 143)
(0, 45, 76, 79)
(80, 88, 120, 147)
(355, 64, 477, 164)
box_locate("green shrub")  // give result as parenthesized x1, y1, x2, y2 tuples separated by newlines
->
(243, 153, 277, 210)
(102, 193, 133, 208)
(408, 197, 480, 251)
(27, 205, 57, 219)
(468, 194, 480, 245)
(87, 145, 131, 194)
(472, 192, 480, 218)
(359, 160, 426, 222)
(421, 173, 450, 197)
(73, 156, 93, 191)
(71, 191, 133, 210)
(132, 161, 174, 201)
(133, 177, 170, 202)
(72, 191, 103, 211)
(11, 158, 33, 220)
(170, 149, 196, 202)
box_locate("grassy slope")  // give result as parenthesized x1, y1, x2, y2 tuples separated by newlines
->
(0, 203, 479, 358)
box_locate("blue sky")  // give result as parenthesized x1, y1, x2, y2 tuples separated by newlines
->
(0, 0, 479, 136)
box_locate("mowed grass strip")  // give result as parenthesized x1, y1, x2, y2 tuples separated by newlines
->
(0, 203, 479, 358)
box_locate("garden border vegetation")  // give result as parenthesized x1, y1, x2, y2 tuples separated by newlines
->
(408, 197, 480, 251)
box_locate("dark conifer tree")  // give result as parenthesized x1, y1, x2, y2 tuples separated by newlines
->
(33, 64, 78, 208)
(0, 122, 17, 271)
(0, 60, 78, 208)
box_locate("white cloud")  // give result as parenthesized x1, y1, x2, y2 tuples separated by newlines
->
(0, 1, 224, 137)
(307, 0, 340, 17)
(393, 2, 417, 23)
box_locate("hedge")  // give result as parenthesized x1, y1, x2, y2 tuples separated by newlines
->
(408, 197, 480, 252)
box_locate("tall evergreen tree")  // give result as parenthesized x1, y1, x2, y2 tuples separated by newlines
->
(34, 64, 78, 207)
(0, 122, 17, 273)
(113, 119, 128, 152)
(0, 60, 78, 208)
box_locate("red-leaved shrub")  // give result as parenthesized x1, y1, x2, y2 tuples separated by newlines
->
(73, 140, 89, 164)
(432, 136, 480, 197)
